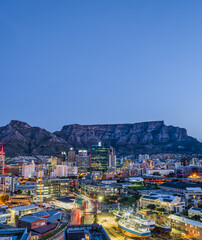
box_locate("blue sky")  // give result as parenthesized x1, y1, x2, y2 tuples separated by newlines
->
(1, 0, 202, 140)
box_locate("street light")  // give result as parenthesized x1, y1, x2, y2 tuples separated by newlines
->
(99, 196, 103, 210)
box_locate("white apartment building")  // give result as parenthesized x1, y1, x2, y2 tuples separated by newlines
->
(21, 161, 35, 178)
(51, 165, 78, 177)
(146, 168, 174, 176)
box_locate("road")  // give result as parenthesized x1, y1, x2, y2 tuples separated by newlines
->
(70, 209, 83, 225)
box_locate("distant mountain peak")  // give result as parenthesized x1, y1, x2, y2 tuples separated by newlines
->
(9, 120, 31, 129)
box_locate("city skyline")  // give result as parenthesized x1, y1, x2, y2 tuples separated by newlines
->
(1, 0, 202, 141)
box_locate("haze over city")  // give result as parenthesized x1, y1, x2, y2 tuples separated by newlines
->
(1, 1, 202, 140)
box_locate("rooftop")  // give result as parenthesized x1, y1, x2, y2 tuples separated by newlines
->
(65, 224, 109, 240)
(10, 204, 38, 212)
(56, 197, 75, 203)
(32, 222, 58, 235)
(189, 207, 202, 214)
(19, 216, 41, 223)
(160, 182, 202, 190)
(32, 211, 50, 218)
(0, 228, 30, 240)
(168, 214, 202, 228)
(141, 193, 176, 203)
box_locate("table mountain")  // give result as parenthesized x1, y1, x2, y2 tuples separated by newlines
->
(0, 120, 202, 157)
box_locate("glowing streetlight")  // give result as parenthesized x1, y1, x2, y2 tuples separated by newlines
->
(98, 196, 103, 210)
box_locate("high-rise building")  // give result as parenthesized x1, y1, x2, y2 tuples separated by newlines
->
(108, 147, 116, 171)
(68, 148, 76, 164)
(90, 142, 108, 172)
(76, 150, 90, 172)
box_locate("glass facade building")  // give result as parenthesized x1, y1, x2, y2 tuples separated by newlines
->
(34, 178, 69, 202)
(90, 142, 108, 172)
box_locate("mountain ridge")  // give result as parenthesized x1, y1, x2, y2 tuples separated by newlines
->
(0, 120, 201, 157)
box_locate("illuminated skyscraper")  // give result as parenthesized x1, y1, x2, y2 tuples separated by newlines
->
(108, 147, 116, 171)
(90, 142, 108, 172)
(68, 148, 76, 164)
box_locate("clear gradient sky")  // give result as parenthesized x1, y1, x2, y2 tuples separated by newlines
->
(1, 0, 202, 140)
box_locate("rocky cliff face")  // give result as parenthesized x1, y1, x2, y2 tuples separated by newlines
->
(0, 120, 67, 156)
(0, 120, 201, 157)
(54, 121, 202, 155)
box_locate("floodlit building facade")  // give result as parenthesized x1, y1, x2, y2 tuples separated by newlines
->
(90, 142, 108, 172)
(140, 193, 185, 213)
(167, 214, 202, 239)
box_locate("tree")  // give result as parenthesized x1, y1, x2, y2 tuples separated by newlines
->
(166, 172, 175, 178)
(93, 212, 98, 224)
(153, 172, 161, 176)
(147, 204, 156, 210)
(81, 216, 85, 224)
(191, 215, 200, 221)
(182, 209, 188, 216)
(157, 207, 166, 212)
(0, 194, 9, 203)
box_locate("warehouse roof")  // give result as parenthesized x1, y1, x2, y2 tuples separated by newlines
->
(19, 216, 40, 223)
(168, 214, 202, 228)
(11, 204, 38, 212)
(160, 182, 202, 190)
(56, 197, 75, 203)
(32, 211, 50, 218)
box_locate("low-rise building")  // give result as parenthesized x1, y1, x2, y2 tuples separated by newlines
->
(0, 213, 11, 223)
(81, 182, 119, 196)
(146, 169, 174, 176)
(0, 228, 31, 240)
(167, 214, 202, 239)
(9, 204, 39, 221)
(140, 193, 185, 213)
(188, 207, 202, 219)
(16, 182, 36, 195)
(159, 182, 202, 206)
(18, 216, 47, 231)
(54, 197, 75, 210)
(64, 224, 111, 240)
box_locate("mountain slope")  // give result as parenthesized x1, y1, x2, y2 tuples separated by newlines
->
(0, 120, 202, 157)
(0, 120, 67, 156)
(54, 121, 202, 156)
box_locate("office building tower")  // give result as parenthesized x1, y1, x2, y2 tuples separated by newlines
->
(90, 142, 108, 172)
(76, 150, 90, 173)
(68, 148, 76, 164)
(108, 147, 116, 171)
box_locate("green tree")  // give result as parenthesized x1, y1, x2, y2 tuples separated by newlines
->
(157, 207, 166, 212)
(191, 215, 200, 221)
(147, 204, 156, 210)
(0, 194, 9, 203)
(93, 212, 98, 224)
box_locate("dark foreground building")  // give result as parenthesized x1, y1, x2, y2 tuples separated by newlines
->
(64, 224, 111, 240)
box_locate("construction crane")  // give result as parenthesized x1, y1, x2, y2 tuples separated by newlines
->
(0, 146, 5, 175)
(39, 162, 43, 203)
